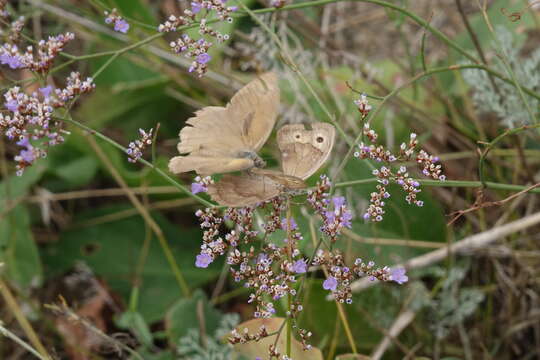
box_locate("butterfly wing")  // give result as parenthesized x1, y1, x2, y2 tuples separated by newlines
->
(170, 73, 280, 175)
(277, 123, 336, 180)
(207, 173, 282, 207)
(168, 156, 254, 176)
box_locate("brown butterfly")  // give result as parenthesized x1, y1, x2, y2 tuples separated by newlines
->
(168, 72, 280, 176)
(207, 122, 336, 207)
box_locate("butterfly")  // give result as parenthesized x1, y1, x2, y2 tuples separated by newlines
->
(168, 72, 280, 176)
(207, 122, 336, 207)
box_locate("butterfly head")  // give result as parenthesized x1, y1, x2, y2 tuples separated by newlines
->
(240, 150, 266, 168)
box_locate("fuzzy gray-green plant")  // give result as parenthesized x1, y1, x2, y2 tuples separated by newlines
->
(463, 26, 540, 127)
(176, 313, 240, 360)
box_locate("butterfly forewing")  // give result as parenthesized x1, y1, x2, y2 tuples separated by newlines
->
(168, 72, 279, 176)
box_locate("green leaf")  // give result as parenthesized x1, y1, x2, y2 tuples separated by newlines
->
(116, 310, 154, 347)
(52, 155, 99, 188)
(42, 205, 220, 322)
(165, 289, 223, 346)
(0, 205, 43, 289)
(0, 159, 47, 212)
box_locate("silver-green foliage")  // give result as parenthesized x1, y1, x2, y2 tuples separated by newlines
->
(428, 266, 484, 340)
(463, 26, 540, 127)
(176, 313, 240, 360)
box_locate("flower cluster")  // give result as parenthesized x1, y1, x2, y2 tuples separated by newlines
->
(0, 32, 75, 73)
(353, 102, 446, 221)
(320, 196, 353, 242)
(7, 16, 25, 43)
(354, 93, 372, 119)
(191, 175, 214, 194)
(1, 73, 95, 175)
(104, 8, 130, 33)
(158, 0, 238, 76)
(313, 250, 406, 303)
(126, 128, 153, 163)
(191, 175, 407, 358)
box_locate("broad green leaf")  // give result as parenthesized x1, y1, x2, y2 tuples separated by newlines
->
(52, 155, 99, 188)
(42, 205, 220, 322)
(0, 205, 43, 289)
(0, 159, 47, 212)
(116, 310, 154, 347)
(165, 289, 223, 346)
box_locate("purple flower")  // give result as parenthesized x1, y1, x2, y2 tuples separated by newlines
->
(332, 196, 346, 208)
(114, 19, 130, 33)
(341, 210, 353, 228)
(391, 268, 408, 284)
(5, 99, 18, 112)
(39, 86, 53, 98)
(195, 253, 213, 268)
(229, 6, 238, 11)
(16, 137, 30, 148)
(1, 54, 23, 69)
(281, 217, 298, 231)
(256, 253, 268, 264)
(292, 259, 307, 274)
(323, 276, 338, 291)
(18, 149, 35, 163)
(191, 2, 202, 13)
(324, 211, 335, 223)
(196, 53, 211, 65)
(191, 182, 207, 194)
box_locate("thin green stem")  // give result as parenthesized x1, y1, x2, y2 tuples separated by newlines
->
(478, 124, 540, 187)
(334, 178, 540, 194)
(54, 116, 214, 207)
(0, 322, 47, 360)
(239, 2, 353, 146)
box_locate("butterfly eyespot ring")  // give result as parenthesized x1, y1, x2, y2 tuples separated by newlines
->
(316, 136, 324, 143)
(295, 134, 301, 139)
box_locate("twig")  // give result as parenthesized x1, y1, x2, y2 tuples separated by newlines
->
(330, 210, 540, 298)
(448, 182, 540, 225)
(370, 309, 416, 360)
(46, 297, 144, 360)
(0, 278, 52, 360)
(0, 321, 48, 360)
(478, 123, 540, 187)
(86, 135, 191, 297)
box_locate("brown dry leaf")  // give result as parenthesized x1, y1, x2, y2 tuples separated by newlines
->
(54, 286, 109, 360)
(232, 317, 323, 360)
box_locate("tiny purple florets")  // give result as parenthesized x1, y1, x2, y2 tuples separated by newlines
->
(114, 19, 130, 33)
(191, 182, 207, 194)
(196, 53, 211, 64)
(323, 276, 338, 291)
(195, 253, 213, 268)
(292, 259, 307, 274)
(191, 2, 202, 13)
(281, 217, 298, 231)
(5, 99, 18, 112)
(390, 267, 408, 284)
(39, 86, 53, 98)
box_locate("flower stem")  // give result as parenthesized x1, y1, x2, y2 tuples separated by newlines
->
(478, 123, 540, 187)
(54, 116, 214, 208)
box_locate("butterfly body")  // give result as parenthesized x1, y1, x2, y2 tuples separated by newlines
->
(207, 122, 336, 207)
